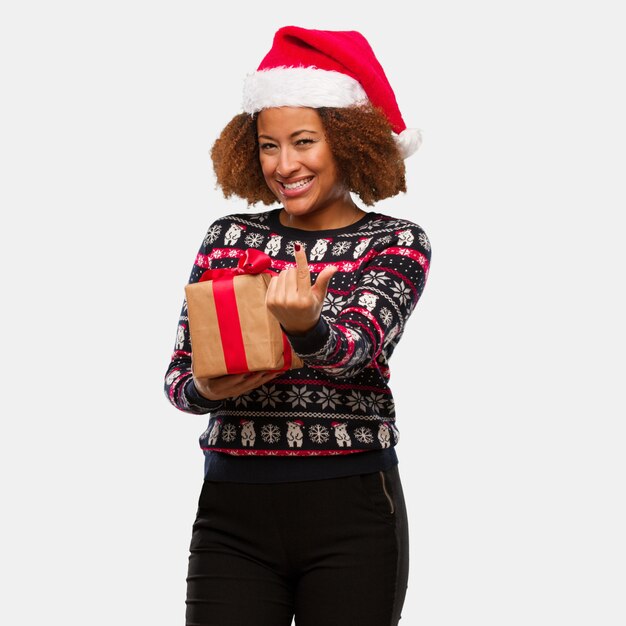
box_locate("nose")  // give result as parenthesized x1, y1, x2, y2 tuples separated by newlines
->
(276, 146, 300, 178)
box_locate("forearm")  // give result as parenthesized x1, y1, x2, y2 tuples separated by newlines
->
(164, 354, 223, 414)
(286, 315, 378, 378)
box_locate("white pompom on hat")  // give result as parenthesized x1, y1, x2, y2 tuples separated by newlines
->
(242, 26, 422, 159)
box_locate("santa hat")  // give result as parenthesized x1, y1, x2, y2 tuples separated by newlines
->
(242, 26, 422, 159)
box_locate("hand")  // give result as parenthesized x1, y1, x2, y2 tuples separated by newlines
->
(193, 371, 281, 401)
(265, 244, 338, 335)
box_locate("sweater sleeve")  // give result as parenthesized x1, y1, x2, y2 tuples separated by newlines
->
(287, 223, 431, 378)
(163, 222, 224, 415)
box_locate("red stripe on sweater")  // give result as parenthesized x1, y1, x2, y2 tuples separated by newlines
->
(195, 248, 381, 273)
(379, 247, 429, 271)
(196, 247, 428, 274)
(201, 448, 369, 456)
(341, 307, 384, 343)
(169, 372, 192, 401)
(325, 323, 355, 368)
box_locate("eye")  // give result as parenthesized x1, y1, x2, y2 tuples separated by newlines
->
(295, 138, 315, 146)
(259, 141, 277, 151)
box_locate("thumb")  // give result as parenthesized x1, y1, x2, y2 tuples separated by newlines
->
(312, 265, 338, 300)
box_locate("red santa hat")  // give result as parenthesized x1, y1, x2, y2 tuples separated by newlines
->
(242, 26, 422, 159)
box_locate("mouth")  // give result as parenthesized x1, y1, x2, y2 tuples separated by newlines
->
(278, 176, 314, 197)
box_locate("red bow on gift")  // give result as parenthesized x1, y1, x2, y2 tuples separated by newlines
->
(199, 248, 273, 282)
(197, 248, 292, 374)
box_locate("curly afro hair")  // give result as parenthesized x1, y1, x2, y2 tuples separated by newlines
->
(210, 105, 406, 207)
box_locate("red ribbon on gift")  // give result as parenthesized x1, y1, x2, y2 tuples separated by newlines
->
(199, 248, 293, 374)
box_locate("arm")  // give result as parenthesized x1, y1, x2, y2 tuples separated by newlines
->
(268, 225, 431, 378)
(163, 221, 280, 414)
(163, 223, 223, 414)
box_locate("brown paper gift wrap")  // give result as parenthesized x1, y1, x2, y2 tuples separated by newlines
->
(185, 273, 303, 379)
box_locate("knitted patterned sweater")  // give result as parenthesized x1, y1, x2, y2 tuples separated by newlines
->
(164, 208, 431, 466)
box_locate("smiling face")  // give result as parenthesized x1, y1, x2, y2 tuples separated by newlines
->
(257, 107, 358, 230)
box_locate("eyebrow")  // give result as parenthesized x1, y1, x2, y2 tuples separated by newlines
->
(257, 129, 319, 140)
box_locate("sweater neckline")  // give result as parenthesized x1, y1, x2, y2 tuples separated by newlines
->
(266, 207, 377, 238)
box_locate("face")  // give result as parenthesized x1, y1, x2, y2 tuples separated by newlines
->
(257, 107, 352, 225)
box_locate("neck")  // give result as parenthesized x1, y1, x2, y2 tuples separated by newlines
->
(279, 200, 365, 231)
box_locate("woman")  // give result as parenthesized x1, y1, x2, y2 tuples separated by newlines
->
(164, 26, 431, 626)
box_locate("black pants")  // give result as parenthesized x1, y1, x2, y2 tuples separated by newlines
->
(186, 465, 409, 626)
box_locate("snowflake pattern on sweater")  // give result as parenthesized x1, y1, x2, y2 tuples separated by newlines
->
(164, 208, 431, 456)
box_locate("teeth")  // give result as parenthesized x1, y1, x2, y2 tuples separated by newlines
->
(283, 178, 312, 190)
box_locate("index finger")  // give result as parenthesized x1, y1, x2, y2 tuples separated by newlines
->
(294, 243, 311, 291)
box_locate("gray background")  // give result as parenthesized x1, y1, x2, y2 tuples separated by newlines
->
(1, 1, 624, 624)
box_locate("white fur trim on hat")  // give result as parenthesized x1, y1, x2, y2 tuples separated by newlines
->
(394, 128, 423, 159)
(242, 67, 368, 113)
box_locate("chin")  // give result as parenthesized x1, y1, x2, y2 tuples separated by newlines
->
(282, 200, 317, 216)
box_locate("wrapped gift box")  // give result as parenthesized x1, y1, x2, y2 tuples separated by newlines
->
(185, 251, 303, 378)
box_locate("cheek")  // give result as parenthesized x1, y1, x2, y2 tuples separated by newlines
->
(311, 149, 338, 180)
(318, 160, 340, 188)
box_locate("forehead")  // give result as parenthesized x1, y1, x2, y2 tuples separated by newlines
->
(256, 107, 323, 135)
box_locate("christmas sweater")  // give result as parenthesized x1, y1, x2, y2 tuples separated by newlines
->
(164, 208, 431, 459)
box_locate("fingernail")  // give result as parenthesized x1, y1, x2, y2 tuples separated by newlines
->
(294, 243, 301, 251)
